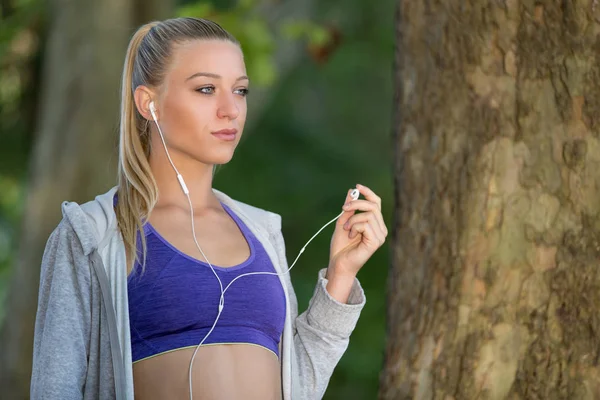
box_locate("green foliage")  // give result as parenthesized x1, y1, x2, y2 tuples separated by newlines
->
(0, 175, 24, 327)
(0, 0, 42, 177)
(281, 20, 330, 48)
(0, 0, 395, 398)
(177, 1, 333, 86)
(177, 1, 277, 85)
(0, 0, 41, 64)
(0, 0, 43, 327)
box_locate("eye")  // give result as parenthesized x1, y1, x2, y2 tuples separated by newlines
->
(196, 86, 215, 95)
(234, 88, 249, 97)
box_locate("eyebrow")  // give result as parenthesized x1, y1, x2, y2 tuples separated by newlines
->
(185, 72, 249, 82)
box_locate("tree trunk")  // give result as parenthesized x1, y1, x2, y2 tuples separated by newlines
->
(381, 1, 600, 399)
(0, 0, 173, 397)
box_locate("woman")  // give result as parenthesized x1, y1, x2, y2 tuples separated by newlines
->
(30, 17, 387, 400)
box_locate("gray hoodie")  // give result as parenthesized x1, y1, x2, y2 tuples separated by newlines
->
(30, 186, 366, 399)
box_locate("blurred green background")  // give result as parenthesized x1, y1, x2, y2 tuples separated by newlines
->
(0, 0, 394, 398)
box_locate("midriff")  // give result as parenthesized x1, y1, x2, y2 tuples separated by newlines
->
(132, 344, 282, 400)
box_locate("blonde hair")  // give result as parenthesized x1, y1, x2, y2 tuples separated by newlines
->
(116, 17, 239, 274)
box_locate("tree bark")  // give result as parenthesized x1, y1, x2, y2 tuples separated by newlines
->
(0, 0, 173, 397)
(381, 1, 600, 399)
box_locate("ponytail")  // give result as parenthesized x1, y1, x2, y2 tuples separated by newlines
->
(116, 23, 159, 274)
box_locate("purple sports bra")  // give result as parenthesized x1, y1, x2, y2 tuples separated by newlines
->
(125, 199, 287, 363)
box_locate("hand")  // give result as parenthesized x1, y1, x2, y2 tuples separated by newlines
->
(328, 184, 388, 278)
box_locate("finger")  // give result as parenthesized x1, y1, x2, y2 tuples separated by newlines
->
(349, 220, 384, 245)
(342, 199, 379, 213)
(374, 210, 387, 237)
(344, 211, 385, 236)
(355, 184, 381, 210)
(337, 189, 357, 227)
(373, 209, 388, 237)
(364, 221, 385, 245)
(344, 188, 354, 204)
(343, 200, 388, 236)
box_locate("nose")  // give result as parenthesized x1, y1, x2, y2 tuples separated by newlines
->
(216, 92, 240, 120)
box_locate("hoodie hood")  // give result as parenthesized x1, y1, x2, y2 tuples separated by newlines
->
(60, 186, 118, 256)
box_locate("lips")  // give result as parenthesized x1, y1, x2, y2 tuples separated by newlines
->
(211, 129, 238, 136)
(211, 128, 238, 141)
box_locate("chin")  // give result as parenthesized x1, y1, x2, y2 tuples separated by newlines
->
(203, 153, 236, 166)
(186, 145, 236, 165)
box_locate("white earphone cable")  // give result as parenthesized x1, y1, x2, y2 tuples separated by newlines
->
(150, 104, 226, 399)
(221, 209, 345, 295)
(149, 103, 353, 400)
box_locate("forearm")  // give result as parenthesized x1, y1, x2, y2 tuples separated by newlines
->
(293, 268, 366, 399)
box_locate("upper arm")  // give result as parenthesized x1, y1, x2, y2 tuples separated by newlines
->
(31, 219, 92, 399)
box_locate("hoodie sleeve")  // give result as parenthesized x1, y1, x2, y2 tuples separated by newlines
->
(31, 218, 92, 399)
(269, 213, 366, 399)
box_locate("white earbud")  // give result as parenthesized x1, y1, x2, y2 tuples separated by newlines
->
(148, 101, 189, 195)
(149, 101, 158, 122)
(350, 188, 359, 200)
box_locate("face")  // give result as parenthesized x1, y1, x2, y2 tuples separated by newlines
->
(144, 39, 248, 166)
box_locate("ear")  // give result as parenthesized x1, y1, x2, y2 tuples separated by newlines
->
(134, 85, 156, 121)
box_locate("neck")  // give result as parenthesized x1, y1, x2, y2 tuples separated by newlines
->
(149, 145, 220, 212)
